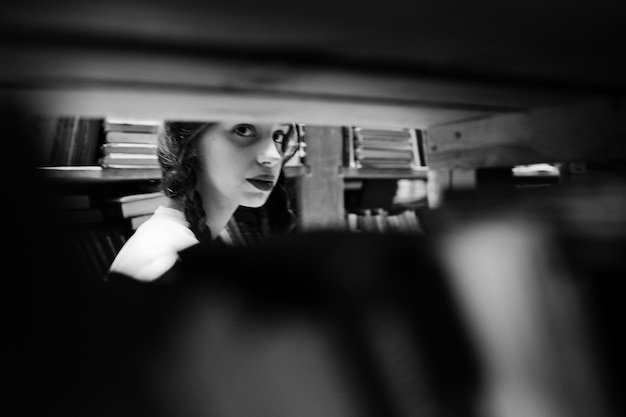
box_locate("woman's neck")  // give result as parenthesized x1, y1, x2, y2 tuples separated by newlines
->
(165, 196, 236, 239)
(201, 197, 238, 240)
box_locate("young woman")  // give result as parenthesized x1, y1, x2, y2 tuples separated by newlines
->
(108, 121, 300, 282)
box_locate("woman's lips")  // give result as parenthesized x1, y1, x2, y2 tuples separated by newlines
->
(247, 179, 274, 191)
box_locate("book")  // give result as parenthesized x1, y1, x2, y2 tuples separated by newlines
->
(104, 191, 168, 218)
(104, 119, 160, 133)
(347, 212, 359, 232)
(63, 116, 81, 166)
(355, 138, 414, 151)
(99, 164, 161, 169)
(354, 127, 412, 137)
(74, 118, 105, 165)
(104, 131, 159, 144)
(343, 126, 357, 168)
(101, 143, 158, 155)
(386, 213, 402, 233)
(49, 116, 75, 166)
(99, 153, 159, 167)
(356, 148, 414, 160)
(358, 160, 415, 169)
(373, 209, 389, 233)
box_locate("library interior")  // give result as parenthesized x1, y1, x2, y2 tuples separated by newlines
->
(3, 1, 626, 417)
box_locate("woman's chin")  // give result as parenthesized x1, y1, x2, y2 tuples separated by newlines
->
(240, 195, 270, 209)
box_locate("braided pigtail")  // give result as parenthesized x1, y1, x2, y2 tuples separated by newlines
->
(158, 122, 212, 241)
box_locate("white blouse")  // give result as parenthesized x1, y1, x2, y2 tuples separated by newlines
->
(108, 206, 199, 281)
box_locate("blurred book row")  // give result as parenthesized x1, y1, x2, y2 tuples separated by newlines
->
(346, 209, 424, 234)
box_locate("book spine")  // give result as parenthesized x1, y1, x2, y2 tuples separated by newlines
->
(80, 118, 104, 165)
(346, 212, 359, 232)
(104, 131, 158, 144)
(346, 126, 357, 168)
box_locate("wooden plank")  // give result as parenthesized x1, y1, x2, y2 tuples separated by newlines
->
(10, 86, 486, 129)
(296, 125, 345, 230)
(339, 167, 428, 180)
(425, 98, 626, 170)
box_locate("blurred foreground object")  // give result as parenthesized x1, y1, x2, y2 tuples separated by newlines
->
(103, 231, 480, 417)
(432, 178, 626, 417)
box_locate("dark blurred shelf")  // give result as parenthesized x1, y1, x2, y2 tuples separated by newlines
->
(340, 166, 429, 180)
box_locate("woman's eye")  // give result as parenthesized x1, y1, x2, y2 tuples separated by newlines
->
(233, 125, 256, 137)
(272, 131, 286, 144)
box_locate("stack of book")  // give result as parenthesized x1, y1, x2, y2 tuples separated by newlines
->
(29, 115, 104, 166)
(346, 208, 424, 234)
(103, 191, 169, 230)
(98, 118, 161, 169)
(346, 126, 424, 171)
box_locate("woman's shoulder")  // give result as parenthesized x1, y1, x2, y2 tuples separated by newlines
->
(108, 206, 199, 282)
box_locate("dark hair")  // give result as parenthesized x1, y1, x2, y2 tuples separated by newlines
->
(157, 121, 298, 241)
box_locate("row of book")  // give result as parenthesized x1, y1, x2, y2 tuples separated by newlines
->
(345, 126, 426, 171)
(346, 209, 424, 234)
(29, 115, 104, 166)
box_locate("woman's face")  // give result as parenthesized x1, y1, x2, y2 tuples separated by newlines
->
(194, 122, 295, 208)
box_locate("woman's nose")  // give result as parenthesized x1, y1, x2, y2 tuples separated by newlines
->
(257, 136, 282, 166)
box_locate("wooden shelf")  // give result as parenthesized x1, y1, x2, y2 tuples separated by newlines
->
(339, 167, 429, 180)
(38, 164, 311, 182)
(37, 166, 161, 182)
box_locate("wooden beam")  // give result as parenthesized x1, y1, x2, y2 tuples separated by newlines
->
(1, 44, 597, 121)
(425, 98, 626, 170)
(296, 125, 345, 230)
(8, 86, 487, 129)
